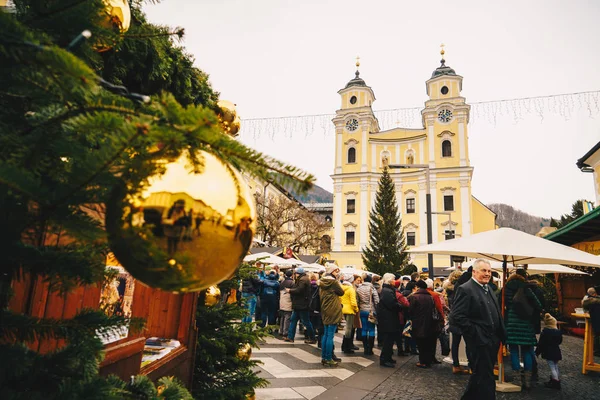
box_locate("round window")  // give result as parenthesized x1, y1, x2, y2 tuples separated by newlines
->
(350, 96, 357, 104)
(441, 86, 449, 95)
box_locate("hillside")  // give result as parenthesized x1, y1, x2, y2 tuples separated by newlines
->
(487, 203, 550, 235)
(288, 183, 333, 204)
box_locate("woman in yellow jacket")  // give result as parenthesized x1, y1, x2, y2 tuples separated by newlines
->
(340, 274, 360, 354)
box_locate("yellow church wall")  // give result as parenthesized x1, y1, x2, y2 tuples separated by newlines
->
(471, 197, 497, 233)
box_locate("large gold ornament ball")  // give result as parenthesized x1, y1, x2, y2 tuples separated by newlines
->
(217, 100, 237, 123)
(101, 0, 131, 33)
(106, 152, 256, 293)
(204, 285, 222, 307)
(237, 343, 252, 361)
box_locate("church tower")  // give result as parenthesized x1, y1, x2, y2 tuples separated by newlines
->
(331, 59, 380, 257)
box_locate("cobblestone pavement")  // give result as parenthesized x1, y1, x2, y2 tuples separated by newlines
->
(362, 334, 600, 400)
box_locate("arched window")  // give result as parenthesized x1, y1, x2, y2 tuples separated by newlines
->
(442, 140, 452, 157)
(347, 147, 356, 163)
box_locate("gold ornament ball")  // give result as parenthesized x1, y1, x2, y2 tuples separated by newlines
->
(237, 343, 252, 362)
(106, 152, 256, 293)
(217, 100, 237, 124)
(100, 0, 131, 33)
(246, 392, 256, 400)
(204, 285, 222, 306)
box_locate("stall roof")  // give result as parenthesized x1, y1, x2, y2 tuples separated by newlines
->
(544, 206, 600, 246)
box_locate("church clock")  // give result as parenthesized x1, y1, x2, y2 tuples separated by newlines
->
(345, 118, 359, 132)
(437, 109, 453, 123)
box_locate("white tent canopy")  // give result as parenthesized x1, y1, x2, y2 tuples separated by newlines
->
(338, 267, 377, 277)
(243, 252, 307, 266)
(407, 228, 600, 267)
(460, 260, 589, 275)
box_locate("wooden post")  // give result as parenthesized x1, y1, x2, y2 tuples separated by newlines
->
(554, 273, 563, 313)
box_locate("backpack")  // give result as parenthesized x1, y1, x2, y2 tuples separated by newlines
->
(308, 285, 320, 312)
(512, 287, 534, 319)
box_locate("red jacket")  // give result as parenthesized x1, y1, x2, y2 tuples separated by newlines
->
(427, 288, 445, 319)
(395, 291, 409, 326)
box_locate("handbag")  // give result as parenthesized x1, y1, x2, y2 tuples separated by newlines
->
(403, 320, 412, 337)
(431, 296, 443, 332)
(353, 312, 362, 329)
(367, 288, 378, 324)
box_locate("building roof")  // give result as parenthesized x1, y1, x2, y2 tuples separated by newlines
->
(249, 246, 283, 255)
(345, 70, 367, 88)
(298, 255, 321, 264)
(431, 59, 457, 78)
(544, 206, 600, 246)
(304, 202, 333, 211)
(576, 140, 600, 169)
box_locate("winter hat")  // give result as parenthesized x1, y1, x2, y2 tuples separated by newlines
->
(416, 280, 427, 289)
(343, 273, 354, 283)
(364, 274, 372, 283)
(401, 275, 411, 282)
(425, 278, 434, 289)
(285, 270, 293, 277)
(544, 313, 558, 329)
(295, 267, 305, 274)
(326, 265, 340, 275)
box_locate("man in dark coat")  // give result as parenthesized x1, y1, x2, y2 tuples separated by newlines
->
(450, 259, 506, 400)
(377, 274, 403, 367)
(285, 267, 316, 343)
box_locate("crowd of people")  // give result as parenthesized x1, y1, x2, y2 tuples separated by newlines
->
(239, 260, 600, 399)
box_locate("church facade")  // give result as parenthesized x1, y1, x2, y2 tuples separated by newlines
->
(330, 54, 496, 271)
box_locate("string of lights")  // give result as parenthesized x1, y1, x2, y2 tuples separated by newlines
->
(239, 90, 600, 139)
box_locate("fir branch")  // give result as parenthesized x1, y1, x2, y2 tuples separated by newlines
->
(0, 308, 145, 343)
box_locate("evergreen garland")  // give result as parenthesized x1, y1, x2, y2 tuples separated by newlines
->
(362, 166, 409, 276)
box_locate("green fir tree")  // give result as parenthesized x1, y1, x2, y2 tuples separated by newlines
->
(192, 263, 269, 400)
(0, 2, 312, 399)
(362, 166, 409, 276)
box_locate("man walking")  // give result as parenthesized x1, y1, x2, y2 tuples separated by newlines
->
(285, 267, 316, 343)
(450, 259, 506, 400)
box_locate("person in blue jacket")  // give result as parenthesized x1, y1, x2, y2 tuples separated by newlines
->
(259, 270, 280, 328)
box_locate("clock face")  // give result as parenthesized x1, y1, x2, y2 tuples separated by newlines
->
(438, 109, 453, 123)
(345, 119, 359, 132)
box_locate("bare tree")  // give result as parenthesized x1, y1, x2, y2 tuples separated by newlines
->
(254, 193, 331, 254)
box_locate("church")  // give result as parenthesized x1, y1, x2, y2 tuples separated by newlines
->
(330, 50, 497, 272)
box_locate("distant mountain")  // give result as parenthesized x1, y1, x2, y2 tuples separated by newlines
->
(288, 183, 333, 204)
(487, 203, 550, 235)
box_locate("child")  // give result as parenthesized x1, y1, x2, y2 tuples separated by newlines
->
(535, 313, 562, 390)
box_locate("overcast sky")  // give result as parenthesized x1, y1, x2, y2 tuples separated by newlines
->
(144, 0, 600, 219)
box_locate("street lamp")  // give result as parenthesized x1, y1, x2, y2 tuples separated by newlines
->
(431, 211, 456, 268)
(388, 164, 434, 279)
